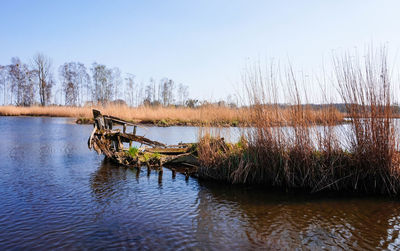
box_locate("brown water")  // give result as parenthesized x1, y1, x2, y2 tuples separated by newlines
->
(0, 117, 399, 250)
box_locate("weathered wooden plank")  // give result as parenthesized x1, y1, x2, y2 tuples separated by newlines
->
(88, 109, 199, 175)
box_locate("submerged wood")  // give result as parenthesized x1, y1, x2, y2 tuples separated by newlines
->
(88, 109, 198, 175)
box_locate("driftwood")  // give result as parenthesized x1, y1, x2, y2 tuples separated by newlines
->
(88, 109, 198, 176)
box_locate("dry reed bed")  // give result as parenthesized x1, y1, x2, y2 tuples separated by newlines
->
(197, 49, 400, 195)
(0, 105, 92, 118)
(0, 105, 249, 126)
(0, 104, 344, 126)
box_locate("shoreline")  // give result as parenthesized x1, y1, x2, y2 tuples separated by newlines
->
(0, 105, 251, 127)
(0, 104, 347, 127)
(0, 114, 349, 127)
(0, 114, 247, 127)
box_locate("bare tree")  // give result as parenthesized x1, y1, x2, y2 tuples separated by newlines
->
(32, 53, 54, 106)
(158, 80, 163, 103)
(76, 63, 90, 105)
(0, 65, 7, 105)
(161, 78, 175, 106)
(177, 83, 189, 106)
(8, 58, 22, 105)
(150, 77, 156, 102)
(145, 82, 154, 104)
(91, 63, 113, 105)
(144, 78, 159, 105)
(137, 82, 145, 106)
(8, 57, 35, 106)
(226, 94, 238, 108)
(24, 70, 37, 106)
(59, 63, 78, 105)
(112, 68, 122, 101)
(125, 74, 136, 106)
(59, 62, 90, 106)
(124, 75, 145, 107)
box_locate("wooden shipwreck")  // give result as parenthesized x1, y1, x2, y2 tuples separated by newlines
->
(88, 109, 199, 177)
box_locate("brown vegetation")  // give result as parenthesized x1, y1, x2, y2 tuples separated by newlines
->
(0, 105, 247, 126)
(197, 49, 400, 195)
(0, 103, 344, 127)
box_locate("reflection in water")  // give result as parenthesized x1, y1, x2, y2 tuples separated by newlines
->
(89, 160, 400, 250)
(196, 181, 400, 250)
(90, 159, 129, 202)
(0, 117, 400, 250)
(158, 170, 163, 188)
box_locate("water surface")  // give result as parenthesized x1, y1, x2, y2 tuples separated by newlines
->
(0, 117, 399, 250)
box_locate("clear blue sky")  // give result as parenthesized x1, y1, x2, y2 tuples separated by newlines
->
(1, 0, 400, 101)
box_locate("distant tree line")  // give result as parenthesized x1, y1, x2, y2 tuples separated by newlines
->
(0, 55, 54, 106)
(0, 54, 238, 108)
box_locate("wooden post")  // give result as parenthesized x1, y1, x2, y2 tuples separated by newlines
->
(136, 168, 140, 179)
(172, 168, 176, 179)
(185, 168, 189, 181)
(107, 118, 113, 130)
(158, 168, 163, 184)
(117, 135, 123, 151)
(158, 173, 162, 185)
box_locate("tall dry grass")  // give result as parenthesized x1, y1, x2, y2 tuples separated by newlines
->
(0, 105, 93, 118)
(0, 103, 343, 126)
(333, 49, 400, 192)
(197, 49, 400, 195)
(0, 105, 250, 126)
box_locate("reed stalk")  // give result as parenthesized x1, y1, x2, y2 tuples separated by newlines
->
(197, 48, 400, 195)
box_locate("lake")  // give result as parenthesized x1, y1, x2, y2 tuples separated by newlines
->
(0, 117, 399, 250)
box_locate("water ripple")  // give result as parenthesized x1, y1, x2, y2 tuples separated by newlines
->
(1, 117, 400, 249)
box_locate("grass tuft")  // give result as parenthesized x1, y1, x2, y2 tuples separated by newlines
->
(198, 48, 400, 195)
